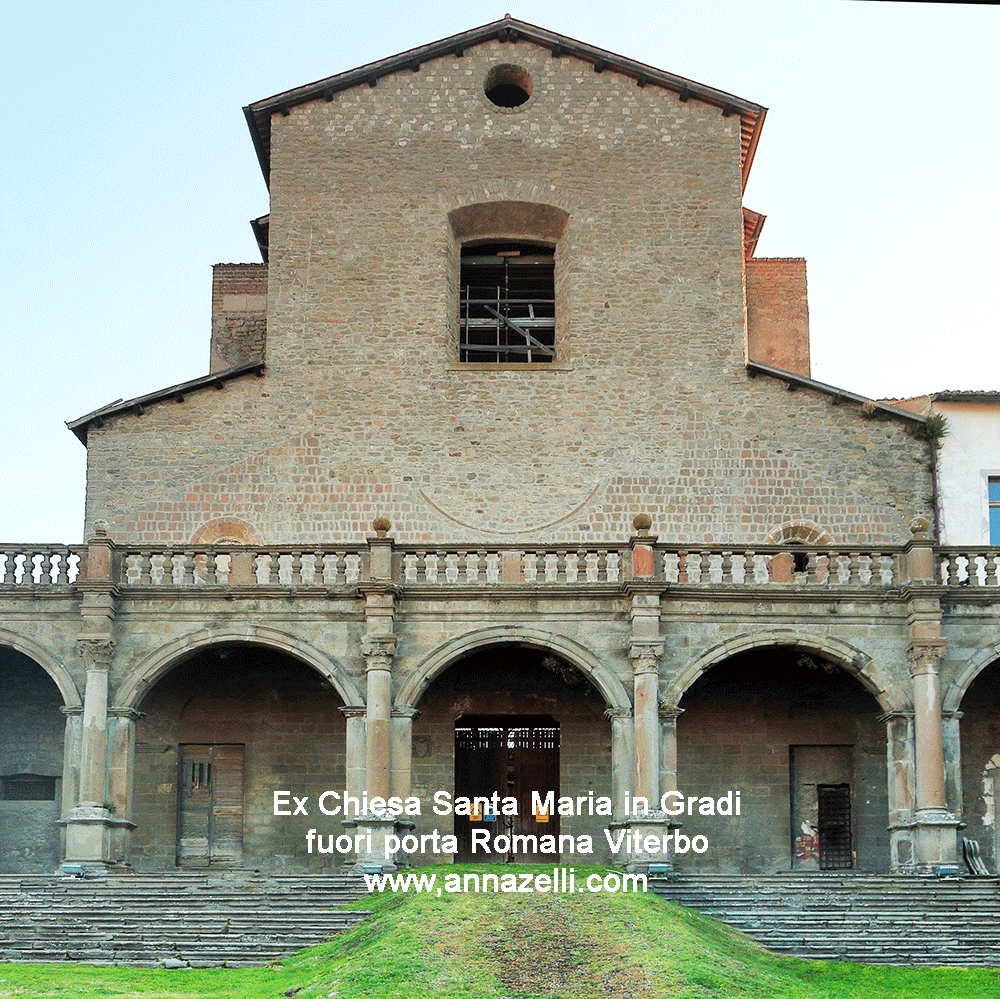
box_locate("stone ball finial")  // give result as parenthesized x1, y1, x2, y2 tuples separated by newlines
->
(632, 513, 652, 534)
(372, 516, 392, 537)
(93, 521, 109, 538)
(909, 516, 930, 540)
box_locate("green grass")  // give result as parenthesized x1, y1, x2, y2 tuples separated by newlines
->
(1, 865, 998, 998)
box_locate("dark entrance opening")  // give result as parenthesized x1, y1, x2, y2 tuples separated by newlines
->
(817, 783, 853, 869)
(454, 715, 559, 862)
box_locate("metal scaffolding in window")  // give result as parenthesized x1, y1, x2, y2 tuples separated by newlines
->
(460, 242, 555, 363)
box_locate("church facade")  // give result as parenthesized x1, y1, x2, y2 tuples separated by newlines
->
(2, 18, 997, 877)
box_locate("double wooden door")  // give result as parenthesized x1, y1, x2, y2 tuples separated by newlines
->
(177, 744, 244, 867)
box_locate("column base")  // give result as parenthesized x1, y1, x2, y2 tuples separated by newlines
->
(608, 811, 676, 874)
(59, 803, 136, 869)
(889, 808, 960, 875)
(343, 815, 413, 872)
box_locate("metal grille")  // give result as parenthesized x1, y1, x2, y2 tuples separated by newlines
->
(459, 243, 555, 363)
(817, 783, 853, 869)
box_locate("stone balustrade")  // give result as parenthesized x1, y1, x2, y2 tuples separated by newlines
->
(938, 548, 1000, 587)
(0, 546, 85, 585)
(0, 541, 996, 591)
(658, 546, 903, 587)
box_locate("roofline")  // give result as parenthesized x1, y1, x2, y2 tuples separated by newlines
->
(67, 360, 266, 445)
(244, 16, 765, 191)
(931, 391, 1000, 403)
(746, 361, 928, 425)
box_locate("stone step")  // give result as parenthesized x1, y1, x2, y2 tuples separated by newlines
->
(652, 874, 1000, 967)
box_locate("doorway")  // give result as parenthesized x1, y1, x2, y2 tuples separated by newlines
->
(177, 744, 244, 867)
(454, 716, 559, 862)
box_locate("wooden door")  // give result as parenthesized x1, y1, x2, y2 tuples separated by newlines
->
(177, 744, 244, 867)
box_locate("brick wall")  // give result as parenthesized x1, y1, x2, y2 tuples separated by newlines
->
(81, 40, 932, 546)
(746, 257, 810, 376)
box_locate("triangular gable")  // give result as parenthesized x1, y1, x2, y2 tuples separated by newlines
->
(243, 16, 766, 192)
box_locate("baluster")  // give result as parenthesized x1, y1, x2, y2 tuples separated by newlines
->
(288, 551, 302, 586)
(986, 552, 1000, 587)
(35, 552, 52, 585)
(586, 551, 600, 583)
(523, 551, 538, 583)
(466, 551, 481, 583)
(485, 552, 500, 584)
(445, 552, 459, 584)
(320, 552, 337, 585)
(55, 549, 70, 585)
(720, 551, 733, 584)
(607, 550, 621, 583)
(147, 553, 162, 585)
(22, 552, 37, 585)
(565, 551, 579, 583)
(403, 553, 418, 584)
(162, 551, 176, 585)
(423, 551, 437, 583)
(676, 550, 688, 583)
(204, 549, 218, 585)
(345, 552, 361, 585)
(0, 553, 8, 584)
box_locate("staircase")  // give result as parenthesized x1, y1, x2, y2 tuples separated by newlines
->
(651, 873, 1000, 967)
(0, 872, 370, 967)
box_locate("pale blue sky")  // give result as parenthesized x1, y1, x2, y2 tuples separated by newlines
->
(2, 1, 997, 542)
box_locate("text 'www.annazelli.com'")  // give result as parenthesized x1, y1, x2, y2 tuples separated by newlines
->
(363, 868, 647, 896)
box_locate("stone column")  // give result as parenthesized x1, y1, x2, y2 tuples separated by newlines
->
(340, 705, 367, 802)
(941, 710, 964, 823)
(883, 709, 916, 872)
(363, 636, 394, 802)
(630, 641, 663, 807)
(391, 707, 419, 801)
(59, 706, 83, 859)
(106, 707, 141, 865)
(62, 639, 114, 865)
(606, 707, 634, 821)
(908, 642, 959, 870)
(901, 518, 959, 873)
(659, 706, 683, 801)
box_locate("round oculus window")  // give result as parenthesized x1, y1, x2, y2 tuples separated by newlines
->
(484, 65, 532, 108)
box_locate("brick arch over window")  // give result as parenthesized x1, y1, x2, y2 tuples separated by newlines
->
(395, 626, 630, 713)
(0, 628, 81, 708)
(191, 518, 261, 545)
(113, 626, 363, 711)
(943, 643, 1000, 713)
(764, 522, 833, 546)
(663, 630, 904, 713)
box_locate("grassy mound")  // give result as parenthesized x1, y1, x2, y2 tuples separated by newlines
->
(1, 866, 999, 998)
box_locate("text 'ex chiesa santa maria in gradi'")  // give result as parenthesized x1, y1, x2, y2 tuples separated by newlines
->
(2, 17, 998, 882)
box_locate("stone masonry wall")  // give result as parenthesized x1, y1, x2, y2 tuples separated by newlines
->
(81, 39, 933, 548)
(209, 263, 267, 373)
(0, 649, 65, 872)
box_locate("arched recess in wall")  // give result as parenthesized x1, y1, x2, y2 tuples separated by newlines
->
(663, 629, 904, 713)
(448, 200, 571, 363)
(0, 628, 81, 708)
(943, 642, 1000, 713)
(395, 626, 630, 713)
(113, 625, 364, 711)
(191, 518, 262, 545)
(764, 523, 833, 546)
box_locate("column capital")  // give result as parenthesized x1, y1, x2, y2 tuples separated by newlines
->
(880, 707, 914, 723)
(604, 706, 632, 721)
(60, 705, 84, 717)
(107, 706, 144, 722)
(392, 706, 420, 720)
(629, 640, 664, 674)
(77, 639, 114, 672)
(361, 635, 396, 670)
(658, 701, 683, 721)
(907, 641, 946, 676)
(340, 704, 367, 719)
